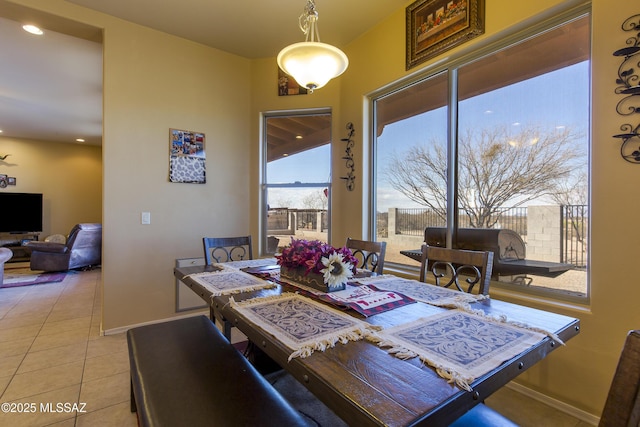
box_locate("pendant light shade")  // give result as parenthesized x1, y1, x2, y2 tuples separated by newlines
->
(277, 0, 348, 92)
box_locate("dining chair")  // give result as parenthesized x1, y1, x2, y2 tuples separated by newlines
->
(599, 329, 640, 427)
(202, 235, 253, 265)
(345, 238, 387, 275)
(419, 244, 493, 295)
(452, 329, 640, 426)
(201, 235, 253, 341)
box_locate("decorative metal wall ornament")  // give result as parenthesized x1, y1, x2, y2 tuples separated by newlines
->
(340, 122, 356, 191)
(613, 14, 640, 163)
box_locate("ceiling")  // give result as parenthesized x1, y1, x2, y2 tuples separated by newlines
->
(0, 0, 406, 147)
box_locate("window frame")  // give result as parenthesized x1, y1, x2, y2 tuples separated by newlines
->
(368, 4, 591, 303)
(260, 108, 333, 255)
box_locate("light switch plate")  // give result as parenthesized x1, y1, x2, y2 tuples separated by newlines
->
(141, 212, 151, 224)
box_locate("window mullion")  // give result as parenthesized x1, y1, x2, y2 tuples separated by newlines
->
(446, 68, 459, 249)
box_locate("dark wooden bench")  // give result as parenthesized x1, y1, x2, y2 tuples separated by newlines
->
(401, 227, 573, 281)
(127, 315, 309, 427)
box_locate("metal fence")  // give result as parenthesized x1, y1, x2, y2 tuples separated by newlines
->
(562, 204, 588, 268)
(394, 207, 528, 236)
(267, 208, 329, 232)
(382, 205, 587, 268)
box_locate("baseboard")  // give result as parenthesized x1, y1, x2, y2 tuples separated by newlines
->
(101, 309, 209, 336)
(506, 381, 599, 426)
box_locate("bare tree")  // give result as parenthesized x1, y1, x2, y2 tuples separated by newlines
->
(384, 125, 585, 228)
(301, 189, 328, 210)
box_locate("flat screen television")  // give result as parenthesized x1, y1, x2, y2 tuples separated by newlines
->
(0, 192, 43, 233)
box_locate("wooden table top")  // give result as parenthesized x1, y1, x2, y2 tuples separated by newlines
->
(175, 264, 580, 426)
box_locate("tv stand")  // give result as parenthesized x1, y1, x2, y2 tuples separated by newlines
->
(0, 232, 40, 263)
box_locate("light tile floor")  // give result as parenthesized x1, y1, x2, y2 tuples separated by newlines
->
(0, 267, 137, 427)
(0, 267, 592, 426)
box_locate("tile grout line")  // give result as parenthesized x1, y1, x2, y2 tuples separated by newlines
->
(74, 270, 100, 426)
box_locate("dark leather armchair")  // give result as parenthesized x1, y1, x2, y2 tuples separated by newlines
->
(27, 223, 102, 272)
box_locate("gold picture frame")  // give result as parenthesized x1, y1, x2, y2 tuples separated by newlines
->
(406, 0, 485, 70)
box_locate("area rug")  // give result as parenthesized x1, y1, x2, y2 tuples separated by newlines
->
(1, 267, 67, 288)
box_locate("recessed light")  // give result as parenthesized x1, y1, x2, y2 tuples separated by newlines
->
(75, 138, 85, 143)
(283, 153, 289, 157)
(22, 24, 44, 35)
(295, 135, 303, 139)
(0, 130, 3, 133)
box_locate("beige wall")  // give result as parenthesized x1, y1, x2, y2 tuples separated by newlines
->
(6, 0, 640, 421)
(8, 0, 252, 329)
(0, 136, 101, 236)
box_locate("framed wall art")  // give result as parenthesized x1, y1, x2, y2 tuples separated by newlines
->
(406, 0, 485, 70)
(169, 128, 206, 184)
(278, 68, 308, 96)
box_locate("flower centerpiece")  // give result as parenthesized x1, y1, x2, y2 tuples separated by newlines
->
(276, 238, 358, 292)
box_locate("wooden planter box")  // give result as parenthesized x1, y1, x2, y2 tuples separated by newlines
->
(280, 266, 346, 293)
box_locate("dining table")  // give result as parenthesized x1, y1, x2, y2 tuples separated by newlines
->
(174, 259, 580, 427)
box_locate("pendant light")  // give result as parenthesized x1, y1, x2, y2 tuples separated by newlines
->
(277, 0, 348, 93)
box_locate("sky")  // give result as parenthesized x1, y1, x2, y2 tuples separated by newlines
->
(375, 61, 590, 213)
(264, 61, 590, 213)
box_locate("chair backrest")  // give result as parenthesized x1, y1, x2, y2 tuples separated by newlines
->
(419, 245, 493, 295)
(66, 223, 102, 250)
(345, 238, 386, 275)
(202, 236, 253, 264)
(599, 330, 640, 427)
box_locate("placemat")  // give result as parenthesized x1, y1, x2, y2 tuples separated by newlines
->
(185, 269, 276, 298)
(357, 276, 487, 309)
(231, 293, 379, 361)
(367, 309, 546, 391)
(213, 258, 278, 270)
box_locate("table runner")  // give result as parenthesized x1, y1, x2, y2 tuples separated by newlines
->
(185, 269, 276, 299)
(367, 309, 546, 391)
(230, 293, 379, 361)
(318, 284, 416, 317)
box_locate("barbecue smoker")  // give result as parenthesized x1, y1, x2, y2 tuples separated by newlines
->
(423, 227, 573, 284)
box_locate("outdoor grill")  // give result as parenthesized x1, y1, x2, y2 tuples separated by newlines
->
(400, 227, 573, 282)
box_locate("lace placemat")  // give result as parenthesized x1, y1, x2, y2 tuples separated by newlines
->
(367, 309, 546, 391)
(213, 258, 278, 270)
(230, 293, 379, 361)
(357, 276, 487, 309)
(185, 269, 276, 299)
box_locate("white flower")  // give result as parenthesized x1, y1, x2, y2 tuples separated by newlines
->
(320, 253, 353, 288)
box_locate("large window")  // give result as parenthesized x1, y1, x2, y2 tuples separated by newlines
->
(373, 12, 590, 299)
(262, 111, 332, 254)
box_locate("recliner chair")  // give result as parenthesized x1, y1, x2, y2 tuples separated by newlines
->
(0, 247, 13, 285)
(27, 223, 102, 272)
